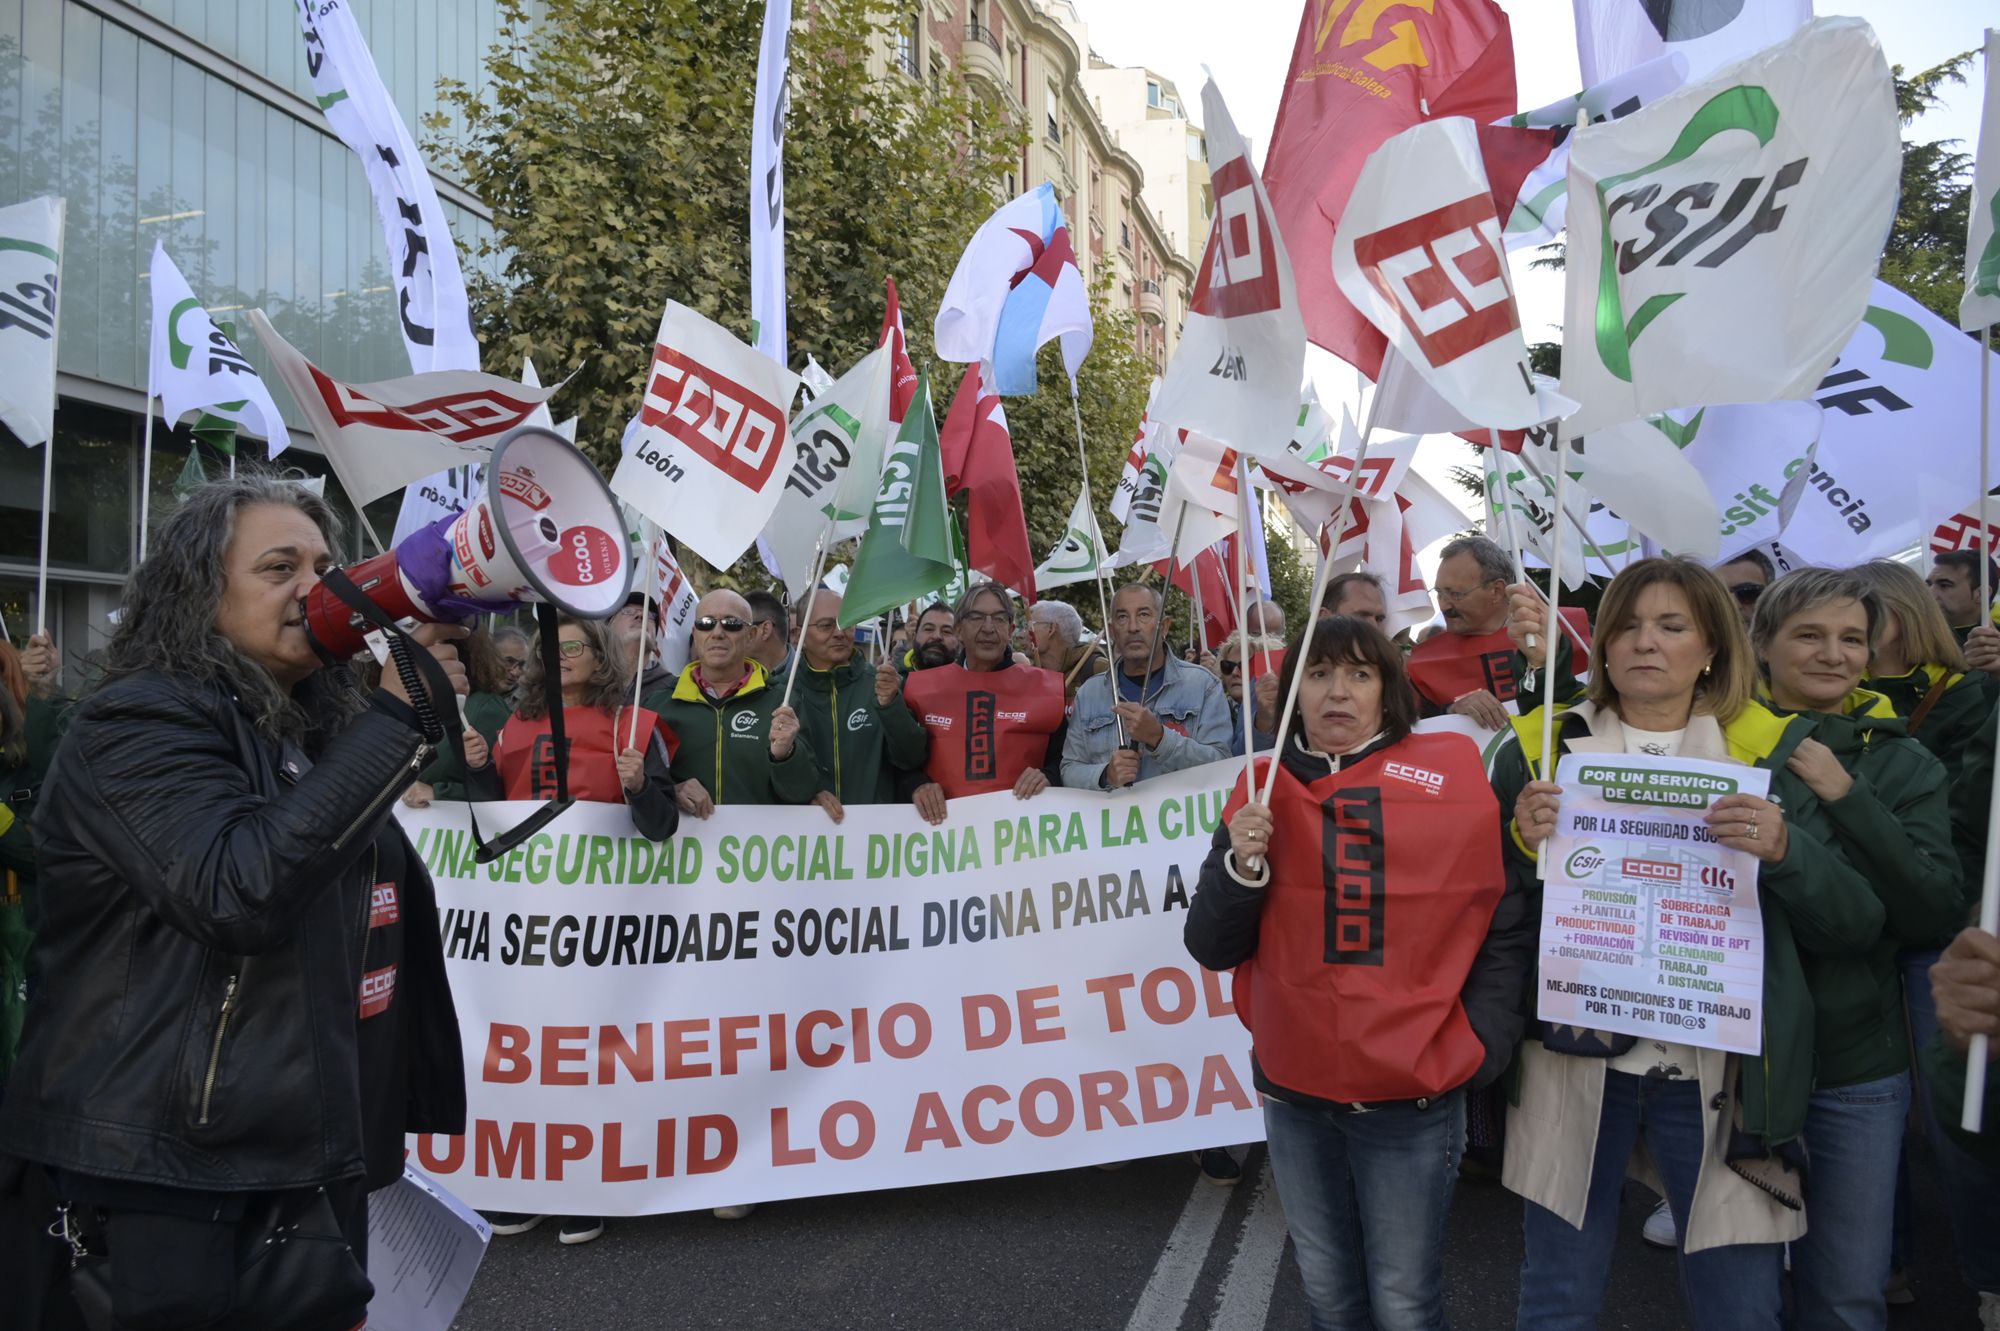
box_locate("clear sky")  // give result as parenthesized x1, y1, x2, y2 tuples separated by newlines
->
(1076, 0, 1992, 507)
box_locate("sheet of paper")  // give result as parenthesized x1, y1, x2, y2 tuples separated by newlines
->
(366, 1164, 491, 1331)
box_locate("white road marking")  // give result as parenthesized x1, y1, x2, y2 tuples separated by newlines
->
(1210, 1161, 1288, 1331)
(1123, 1164, 1237, 1331)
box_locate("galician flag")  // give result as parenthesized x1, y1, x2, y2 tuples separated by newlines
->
(148, 243, 291, 457)
(1148, 77, 1305, 454)
(0, 196, 63, 446)
(840, 369, 955, 628)
(1559, 17, 1900, 436)
(1033, 488, 1109, 591)
(934, 184, 1093, 395)
(1961, 29, 2000, 333)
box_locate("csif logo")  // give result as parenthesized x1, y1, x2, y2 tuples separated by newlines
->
(1565, 846, 1607, 877)
(1312, 0, 1433, 73)
(1589, 88, 1805, 381)
(846, 707, 873, 733)
(730, 710, 760, 736)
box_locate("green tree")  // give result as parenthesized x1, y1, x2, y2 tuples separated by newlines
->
(433, 0, 1155, 590)
(1880, 51, 1976, 322)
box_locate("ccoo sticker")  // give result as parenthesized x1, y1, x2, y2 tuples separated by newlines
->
(548, 525, 621, 586)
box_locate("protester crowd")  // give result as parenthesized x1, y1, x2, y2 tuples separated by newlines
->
(3, 475, 2000, 1330)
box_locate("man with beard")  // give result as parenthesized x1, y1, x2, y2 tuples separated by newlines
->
(901, 583, 1065, 824)
(788, 589, 929, 821)
(1062, 583, 1232, 789)
(903, 600, 960, 674)
(1405, 536, 1584, 728)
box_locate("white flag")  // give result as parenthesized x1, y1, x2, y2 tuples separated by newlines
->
(1159, 433, 1248, 563)
(750, 0, 793, 362)
(1333, 118, 1573, 431)
(1573, 0, 1812, 87)
(147, 243, 291, 458)
(294, 0, 477, 374)
(1560, 18, 1900, 437)
(1033, 488, 1109, 590)
(1783, 282, 2000, 566)
(1649, 399, 1822, 559)
(651, 533, 700, 677)
(609, 301, 803, 570)
(763, 346, 894, 597)
(1148, 77, 1305, 455)
(1489, 441, 1589, 591)
(247, 310, 558, 505)
(0, 196, 63, 446)
(1962, 29, 2000, 332)
(1573, 414, 1719, 559)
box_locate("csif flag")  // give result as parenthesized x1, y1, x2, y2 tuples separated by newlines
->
(1033, 488, 1110, 591)
(934, 184, 1093, 395)
(147, 243, 291, 458)
(1148, 77, 1305, 454)
(248, 309, 559, 504)
(1559, 17, 1900, 437)
(0, 196, 63, 446)
(763, 346, 895, 597)
(841, 370, 955, 627)
(1962, 29, 2000, 332)
(1631, 399, 1821, 561)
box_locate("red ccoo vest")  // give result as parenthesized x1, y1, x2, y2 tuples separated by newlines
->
(903, 663, 1064, 798)
(1229, 731, 1503, 1103)
(496, 705, 673, 804)
(1406, 607, 1592, 710)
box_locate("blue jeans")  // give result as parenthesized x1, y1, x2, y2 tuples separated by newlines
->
(1518, 1071, 1783, 1331)
(1896, 948, 2000, 1292)
(1263, 1089, 1464, 1331)
(1790, 1071, 1911, 1331)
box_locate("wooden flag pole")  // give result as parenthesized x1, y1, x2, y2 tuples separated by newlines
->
(1070, 384, 1124, 748)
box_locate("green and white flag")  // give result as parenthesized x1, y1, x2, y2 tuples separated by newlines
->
(840, 369, 954, 628)
(148, 243, 290, 458)
(1560, 17, 1900, 436)
(0, 196, 63, 446)
(1033, 488, 1108, 591)
(1961, 29, 2000, 333)
(764, 346, 894, 598)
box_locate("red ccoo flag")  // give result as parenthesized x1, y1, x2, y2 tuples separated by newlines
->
(939, 362, 1037, 603)
(1263, 0, 1548, 379)
(879, 277, 920, 425)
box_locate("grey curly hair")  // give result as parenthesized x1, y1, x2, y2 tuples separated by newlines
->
(99, 476, 363, 745)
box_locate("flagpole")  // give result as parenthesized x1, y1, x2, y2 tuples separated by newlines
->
(780, 525, 833, 712)
(1981, 325, 1992, 614)
(1489, 435, 1593, 664)
(1256, 357, 1390, 807)
(1537, 428, 1572, 785)
(1233, 451, 1256, 800)
(34, 431, 53, 635)
(1069, 384, 1125, 748)
(629, 520, 659, 749)
(137, 391, 156, 564)
(1513, 443, 1621, 585)
(1486, 433, 1533, 651)
(1969, 324, 1997, 1131)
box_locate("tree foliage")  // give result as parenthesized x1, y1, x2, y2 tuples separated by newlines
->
(433, 0, 1155, 591)
(1879, 51, 1976, 322)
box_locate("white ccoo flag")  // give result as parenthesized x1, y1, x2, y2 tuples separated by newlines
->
(0, 196, 63, 446)
(1560, 17, 1900, 437)
(1148, 77, 1305, 455)
(610, 301, 803, 570)
(147, 243, 291, 458)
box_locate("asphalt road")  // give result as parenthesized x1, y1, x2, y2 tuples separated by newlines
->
(451, 1132, 1979, 1330)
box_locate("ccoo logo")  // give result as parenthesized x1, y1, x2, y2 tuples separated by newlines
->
(641, 344, 787, 491)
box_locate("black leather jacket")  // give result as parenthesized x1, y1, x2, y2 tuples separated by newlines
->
(0, 671, 466, 1191)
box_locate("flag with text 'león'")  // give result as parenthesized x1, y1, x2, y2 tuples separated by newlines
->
(0, 196, 63, 447)
(841, 370, 955, 629)
(1559, 17, 1900, 437)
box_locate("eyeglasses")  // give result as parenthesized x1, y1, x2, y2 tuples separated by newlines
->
(1434, 581, 1499, 604)
(806, 618, 842, 633)
(1729, 582, 1765, 606)
(694, 616, 749, 633)
(959, 610, 1013, 627)
(557, 640, 590, 659)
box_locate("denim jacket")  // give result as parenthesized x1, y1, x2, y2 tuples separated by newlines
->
(1060, 655, 1235, 788)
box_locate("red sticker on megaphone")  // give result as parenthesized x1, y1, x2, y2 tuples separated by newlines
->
(549, 525, 621, 586)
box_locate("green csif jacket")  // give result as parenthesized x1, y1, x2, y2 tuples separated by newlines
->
(787, 656, 929, 805)
(644, 662, 819, 807)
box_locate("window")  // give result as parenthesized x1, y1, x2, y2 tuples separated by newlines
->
(930, 55, 945, 93)
(1147, 80, 1161, 108)
(1046, 84, 1062, 143)
(895, 13, 920, 78)
(1188, 131, 1205, 162)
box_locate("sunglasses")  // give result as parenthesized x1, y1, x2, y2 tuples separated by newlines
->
(557, 640, 590, 659)
(1218, 658, 1243, 674)
(1729, 582, 1765, 606)
(695, 615, 749, 634)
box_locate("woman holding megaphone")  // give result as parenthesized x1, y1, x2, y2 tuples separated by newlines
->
(0, 478, 468, 1328)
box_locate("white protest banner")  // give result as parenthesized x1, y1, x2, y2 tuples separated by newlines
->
(0, 195, 63, 446)
(1560, 18, 1900, 438)
(1783, 283, 2000, 567)
(749, 0, 793, 362)
(1333, 117, 1568, 431)
(148, 243, 291, 458)
(1538, 751, 1770, 1056)
(610, 301, 803, 571)
(1148, 77, 1305, 455)
(395, 763, 1259, 1215)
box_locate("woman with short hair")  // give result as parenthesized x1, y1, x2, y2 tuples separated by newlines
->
(1185, 616, 1531, 1330)
(1749, 567, 1961, 1330)
(1499, 558, 1890, 1330)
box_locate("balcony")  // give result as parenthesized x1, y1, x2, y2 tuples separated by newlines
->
(1137, 278, 1164, 323)
(962, 22, 1006, 90)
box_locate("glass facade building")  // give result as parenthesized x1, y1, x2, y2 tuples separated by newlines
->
(0, 0, 507, 657)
